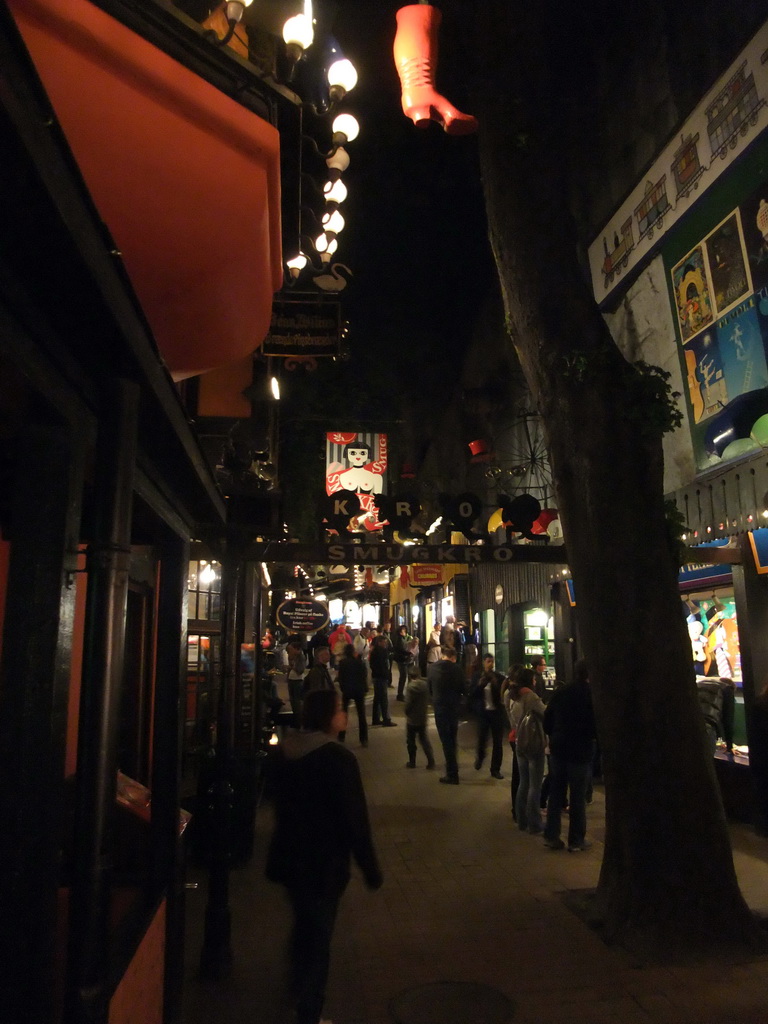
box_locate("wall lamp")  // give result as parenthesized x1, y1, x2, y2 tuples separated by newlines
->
(283, 13, 315, 79)
(206, 0, 253, 47)
(327, 58, 358, 105)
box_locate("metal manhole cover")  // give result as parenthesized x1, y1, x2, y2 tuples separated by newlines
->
(389, 981, 515, 1024)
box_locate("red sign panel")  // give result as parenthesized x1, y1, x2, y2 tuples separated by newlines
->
(411, 564, 443, 585)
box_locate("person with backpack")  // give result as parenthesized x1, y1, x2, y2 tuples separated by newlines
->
(508, 667, 546, 832)
(542, 659, 597, 852)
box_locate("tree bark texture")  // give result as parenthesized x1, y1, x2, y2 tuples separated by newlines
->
(474, 0, 762, 951)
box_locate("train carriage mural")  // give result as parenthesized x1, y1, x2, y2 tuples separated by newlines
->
(672, 132, 705, 200)
(707, 62, 765, 161)
(634, 175, 671, 243)
(589, 19, 768, 307)
(601, 217, 634, 288)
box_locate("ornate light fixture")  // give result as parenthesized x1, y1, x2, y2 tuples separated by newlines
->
(205, 0, 253, 47)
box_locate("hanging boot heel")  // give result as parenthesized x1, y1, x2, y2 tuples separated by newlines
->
(393, 5, 478, 136)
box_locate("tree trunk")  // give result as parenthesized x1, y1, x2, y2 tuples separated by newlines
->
(474, 0, 763, 952)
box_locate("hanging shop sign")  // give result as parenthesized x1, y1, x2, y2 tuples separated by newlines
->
(325, 431, 388, 531)
(263, 298, 341, 358)
(411, 564, 443, 585)
(276, 597, 331, 633)
(249, 542, 567, 565)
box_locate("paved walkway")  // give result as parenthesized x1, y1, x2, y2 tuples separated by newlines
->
(182, 691, 768, 1024)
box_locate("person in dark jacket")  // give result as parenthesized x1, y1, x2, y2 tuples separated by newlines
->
(696, 675, 735, 757)
(369, 634, 396, 727)
(266, 689, 382, 1024)
(337, 643, 369, 747)
(392, 624, 413, 701)
(303, 646, 334, 694)
(542, 659, 597, 852)
(428, 648, 466, 784)
(469, 653, 506, 779)
(404, 671, 435, 769)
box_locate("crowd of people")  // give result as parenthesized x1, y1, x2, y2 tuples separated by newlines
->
(263, 624, 602, 1024)
(270, 617, 600, 848)
(263, 613, 752, 1024)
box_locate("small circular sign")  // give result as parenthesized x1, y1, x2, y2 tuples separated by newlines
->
(495, 584, 504, 605)
(276, 598, 330, 634)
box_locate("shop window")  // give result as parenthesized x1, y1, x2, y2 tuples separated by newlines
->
(118, 584, 154, 786)
(685, 588, 746, 753)
(186, 633, 219, 754)
(188, 559, 221, 621)
(685, 590, 741, 683)
(523, 608, 554, 665)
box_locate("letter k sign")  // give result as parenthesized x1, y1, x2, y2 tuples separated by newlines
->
(333, 498, 350, 516)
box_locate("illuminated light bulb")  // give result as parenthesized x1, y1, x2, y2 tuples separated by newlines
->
(268, 731, 279, 746)
(286, 252, 308, 278)
(283, 13, 314, 49)
(326, 146, 350, 175)
(319, 236, 338, 263)
(323, 179, 348, 203)
(321, 209, 345, 234)
(315, 232, 329, 252)
(332, 113, 359, 142)
(225, 0, 252, 20)
(270, 376, 280, 400)
(328, 58, 358, 93)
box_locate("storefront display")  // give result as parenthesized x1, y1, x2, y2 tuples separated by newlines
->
(523, 608, 554, 663)
(684, 587, 747, 752)
(685, 590, 741, 682)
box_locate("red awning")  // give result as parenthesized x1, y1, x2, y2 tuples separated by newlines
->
(10, 0, 283, 380)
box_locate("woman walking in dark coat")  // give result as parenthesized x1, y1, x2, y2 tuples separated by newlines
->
(337, 643, 369, 747)
(266, 689, 382, 1024)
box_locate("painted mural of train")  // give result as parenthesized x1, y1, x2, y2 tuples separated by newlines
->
(672, 132, 704, 200)
(707, 61, 765, 161)
(601, 217, 634, 287)
(634, 174, 671, 242)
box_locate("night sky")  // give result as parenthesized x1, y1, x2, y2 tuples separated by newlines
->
(314, 2, 495, 401)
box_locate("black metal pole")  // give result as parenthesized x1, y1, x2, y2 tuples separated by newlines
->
(252, 568, 263, 753)
(199, 548, 240, 978)
(65, 379, 139, 1024)
(151, 536, 190, 1024)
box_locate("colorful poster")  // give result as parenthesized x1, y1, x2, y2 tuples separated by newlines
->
(672, 244, 714, 342)
(668, 179, 768, 470)
(682, 329, 728, 423)
(706, 211, 751, 317)
(325, 432, 388, 532)
(716, 300, 768, 398)
(741, 186, 768, 305)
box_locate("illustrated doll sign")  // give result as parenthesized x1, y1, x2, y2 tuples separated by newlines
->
(325, 432, 388, 532)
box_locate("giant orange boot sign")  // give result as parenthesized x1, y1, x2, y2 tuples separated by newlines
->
(394, 4, 478, 135)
